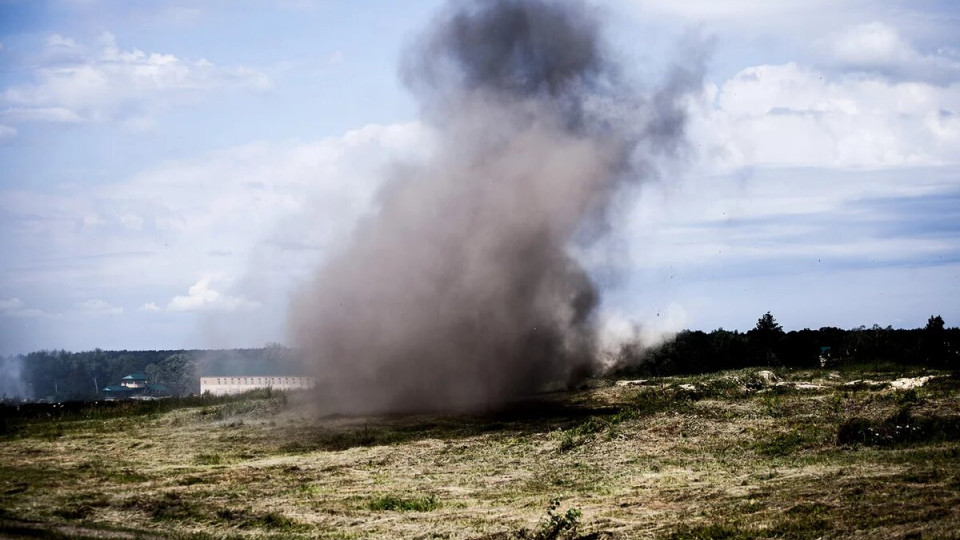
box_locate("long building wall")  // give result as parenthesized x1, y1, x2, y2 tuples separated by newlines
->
(200, 376, 315, 396)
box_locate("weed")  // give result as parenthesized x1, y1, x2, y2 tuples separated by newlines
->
(124, 493, 207, 523)
(837, 408, 960, 447)
(829, 393, 845, 415)
(193, 453, 222, 465)
(177, 476, 204, 486)
(519, 498, 581, 540)
(0, 391, 282, 441)
(212, 507, 306, 531)
(667, 522, 750, 540)
(104, 469, 149, 484)
(630, 390, 695, 416)
(53, 496, 109, 520)
(368, 494, 440, 512)
(556, 416, 610, 452)
(756, 430, 806, 457)
(757, 393, 780, 417)
(242, 511, 303, 530)
(925, 373, 960, 396)
(894, 388, 921, 405)
(754, 423, 826, 457)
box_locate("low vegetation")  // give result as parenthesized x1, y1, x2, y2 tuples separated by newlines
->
(1, 367, 958, 538)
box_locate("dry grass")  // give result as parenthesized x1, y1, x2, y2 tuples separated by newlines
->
(1, 369, 959, 539)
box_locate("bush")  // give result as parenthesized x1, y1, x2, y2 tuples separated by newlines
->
(520, 498, 582, 540)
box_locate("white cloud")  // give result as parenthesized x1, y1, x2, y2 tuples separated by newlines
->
(615, 0, 891, 40)
(820, 22, 960, 83)
(326, 50, 344, 66)
(155, 6, 202, 25)
(828, 22, 911, 66)
(165, 277, 260, 312)
(624, 0, 834, 22)
(0, 122, 431, 318)
(6, 309, 45, 319)
(688, 62, 960, 171)
(0, 32, 270, 127)
(46, 34, 77, 48)
(0, 298, 24, 311)
(1, 108, 84, 123)
(75, 299, 123, 315)
(0, 125, 16, 143)
(598, 163, 960, 293)
(0, 120, 432, 349)
(0, 298, 45, 318)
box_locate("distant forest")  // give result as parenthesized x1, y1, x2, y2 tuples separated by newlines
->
(619, 314, 958, 377)
(1, 314, 957, 402)
(0, 344, 303, 402)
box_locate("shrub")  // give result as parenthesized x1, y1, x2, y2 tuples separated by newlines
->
(519, 498, 582, 540)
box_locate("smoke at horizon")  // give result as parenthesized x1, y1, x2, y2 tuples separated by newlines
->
(0, 355, 28, 399)
(289, 0, 703, 414)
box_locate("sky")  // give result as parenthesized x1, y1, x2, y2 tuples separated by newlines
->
(0, 0, 958, 355)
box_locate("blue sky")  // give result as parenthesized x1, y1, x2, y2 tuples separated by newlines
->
(1, 0, 959, 354)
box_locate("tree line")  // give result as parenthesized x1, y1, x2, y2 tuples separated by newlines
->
(1, 315, 956, 402)
(618, 314, 958, 377)
(1, 344, 302, 402)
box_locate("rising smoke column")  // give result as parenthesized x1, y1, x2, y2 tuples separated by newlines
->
(289, 0, 699, 414)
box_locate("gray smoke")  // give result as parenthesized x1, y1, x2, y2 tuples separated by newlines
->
(289, 0, 701, 414)
(0, 355, 28, 399)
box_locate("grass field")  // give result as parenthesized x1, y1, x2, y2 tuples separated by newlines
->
(1, 367, 959, 539)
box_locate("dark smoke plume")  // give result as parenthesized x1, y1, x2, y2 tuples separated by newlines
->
(289, 0, 701, 414)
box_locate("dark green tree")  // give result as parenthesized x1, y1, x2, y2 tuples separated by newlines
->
(923, 315, 947, 366)
(754, 312, 782, 334)
(145, 353, 197, 395)
(748, 312, 784, 365)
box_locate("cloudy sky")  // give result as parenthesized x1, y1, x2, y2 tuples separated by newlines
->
(1, 0, 958, 355)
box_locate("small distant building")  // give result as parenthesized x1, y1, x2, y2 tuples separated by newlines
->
(199, 376, 315, 396)
(120, 373, 149, 389)
(102, 385, 135, 399)
(819, 346, 835, 368)
(102, 373, 171, 400)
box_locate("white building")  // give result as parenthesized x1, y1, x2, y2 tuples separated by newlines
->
(200, 376, 315, 396)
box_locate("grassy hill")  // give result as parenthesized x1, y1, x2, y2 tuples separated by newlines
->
(1, 367, 958, 539)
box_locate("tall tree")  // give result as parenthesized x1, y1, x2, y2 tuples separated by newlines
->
(749, 312, 784, 365)
(923, 315, 947, 366)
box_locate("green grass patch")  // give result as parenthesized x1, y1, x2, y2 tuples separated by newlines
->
(666, 522, 751, 540)
(367, 494, 440, 512)
(755, 423, 826, 457)
(215, 508, 306, 531)
(193, 453, 222, 466)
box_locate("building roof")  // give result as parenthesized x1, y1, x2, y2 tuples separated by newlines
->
(102, 385, 133, 393)
(121, 373, 148, 381)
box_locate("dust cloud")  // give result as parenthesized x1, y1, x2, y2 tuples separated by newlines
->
(289, 0, 702, 413)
